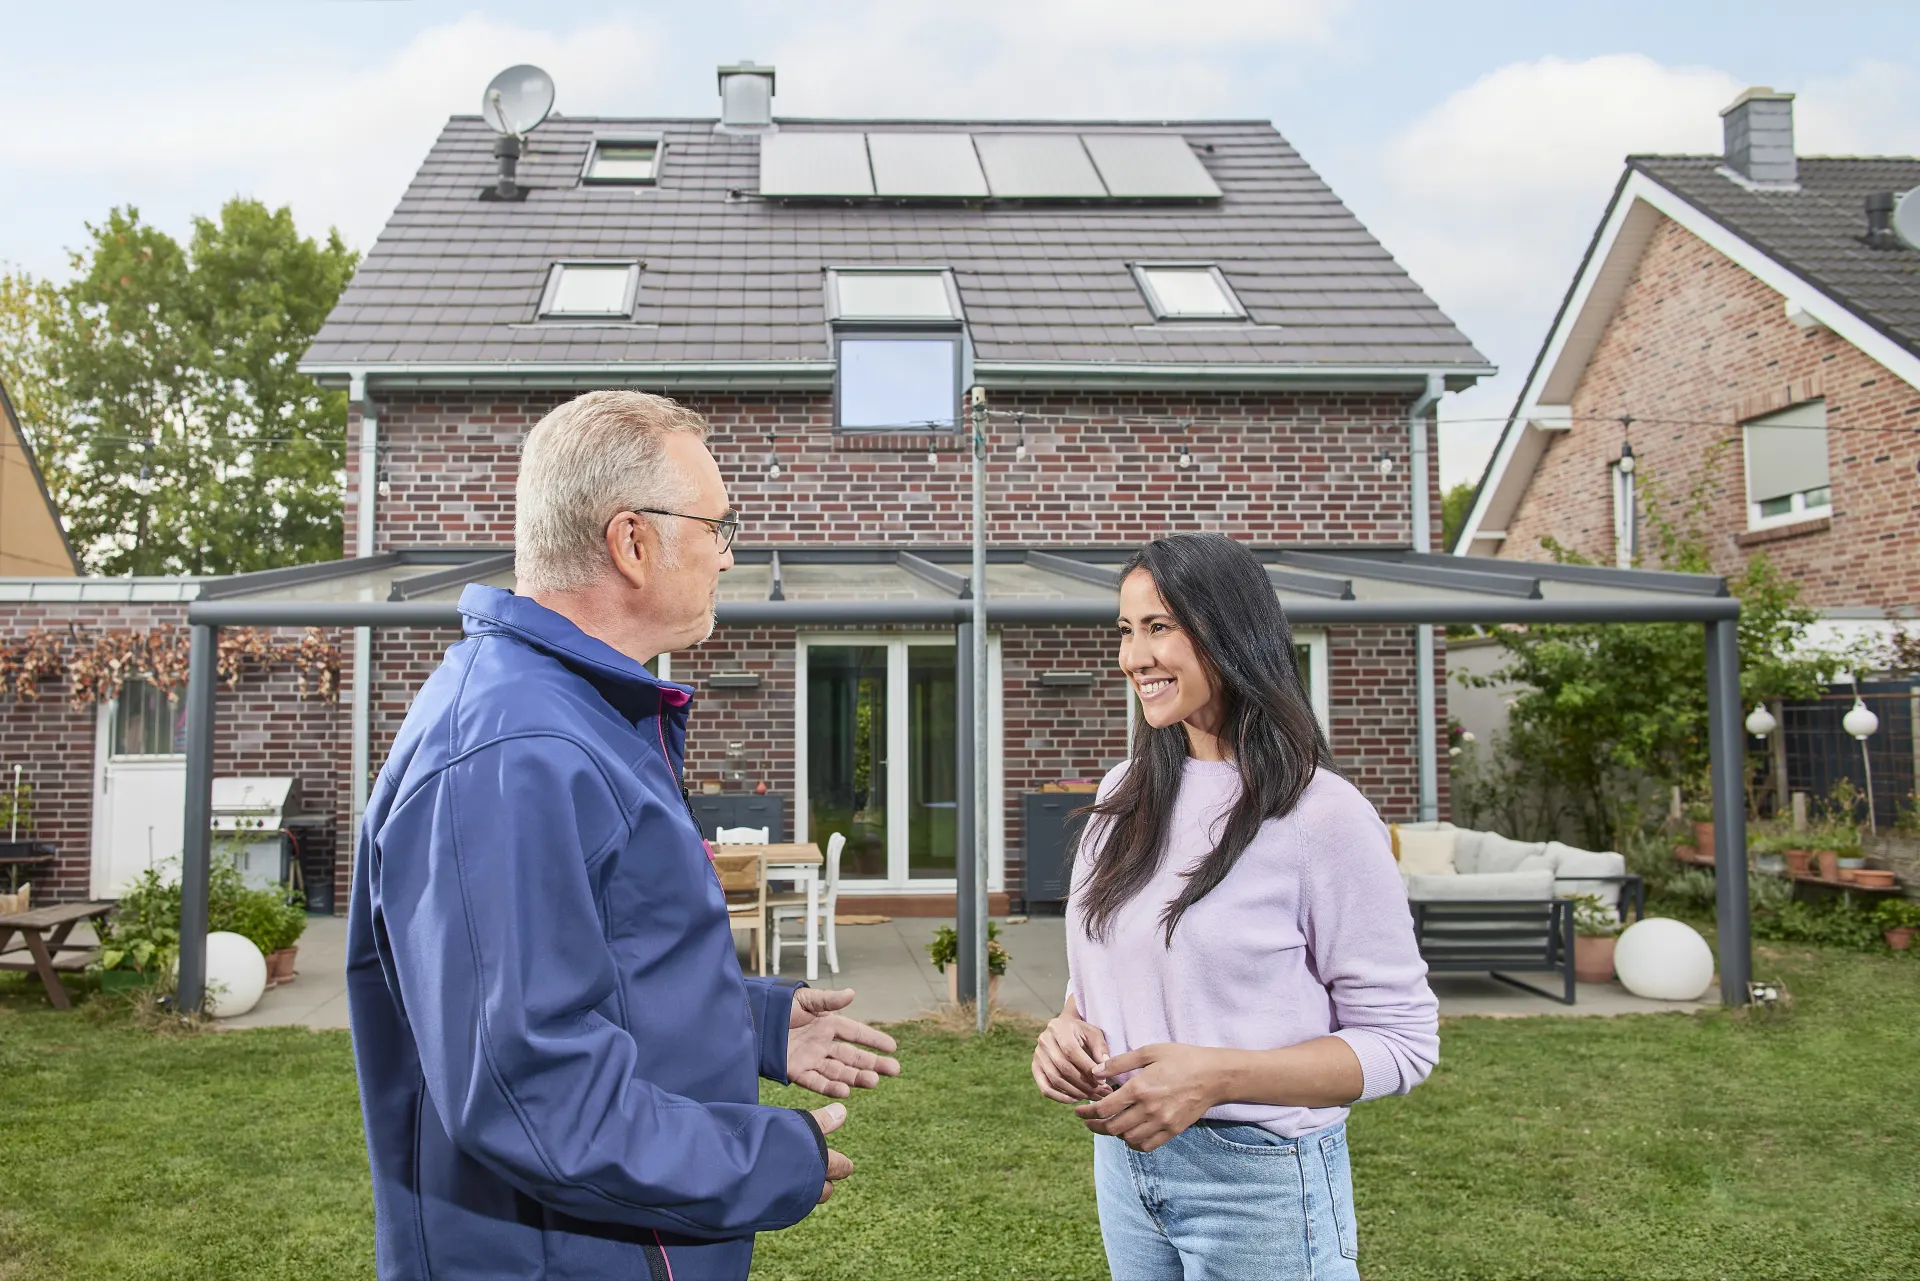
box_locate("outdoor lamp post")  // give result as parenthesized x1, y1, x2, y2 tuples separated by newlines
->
(1843, 692, 1880, 834)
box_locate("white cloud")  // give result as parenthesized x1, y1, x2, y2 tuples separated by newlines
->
(1374, 54, 1920, 488)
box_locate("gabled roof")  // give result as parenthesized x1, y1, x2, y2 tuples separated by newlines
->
(0, 375, 80, 576)
(302, 117, 1489, 390)
(1454, 155, 1920, 556)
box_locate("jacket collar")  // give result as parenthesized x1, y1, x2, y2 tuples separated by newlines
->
(457, 584, 693, 712)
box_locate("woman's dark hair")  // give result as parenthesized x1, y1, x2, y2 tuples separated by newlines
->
(1078, 533, 1335, 945)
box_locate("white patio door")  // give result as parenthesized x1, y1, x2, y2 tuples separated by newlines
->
(796, 634, 1002, 893)
(92, 680, 188, 897)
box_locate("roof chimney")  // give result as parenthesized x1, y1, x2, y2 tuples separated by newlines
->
(1865, 191, 1899, 249)
(1720, 87, 1796, 186)
(717, 61, 776, 134)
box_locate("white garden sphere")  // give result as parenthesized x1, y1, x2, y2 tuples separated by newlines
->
(1613, 918, 1715, 1001)
(203, 931, 268, 1018)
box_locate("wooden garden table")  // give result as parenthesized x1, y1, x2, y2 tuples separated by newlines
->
(721, 844, 823, 981)
(0, 901, 113, 1009)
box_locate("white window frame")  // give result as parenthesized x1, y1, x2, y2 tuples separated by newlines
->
(1742, 406, 1832, 532)
(1131, 262, 1247, 320)
(580, 135, 663, 185)
(793, 632, 1004, 893)
(538, 261, 641, 319)
(824, 267, 962, 321)
(1609, 462, 1636, 568)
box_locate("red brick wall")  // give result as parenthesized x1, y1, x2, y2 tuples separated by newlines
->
(1497, 215, 1920, 610)
(353, 389, 1437, 550)
(0, 603, 345, 905)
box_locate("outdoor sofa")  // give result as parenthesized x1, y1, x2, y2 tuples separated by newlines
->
(1390, 822, 1645, 1004)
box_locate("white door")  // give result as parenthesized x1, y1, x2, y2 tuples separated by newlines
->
(92, 680, 189, 896)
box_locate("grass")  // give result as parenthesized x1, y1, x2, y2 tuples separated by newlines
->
(1, 945, 1915, 1280)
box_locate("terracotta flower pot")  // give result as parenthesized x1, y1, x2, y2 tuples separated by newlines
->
(1783, 849, 1813, 878)
(1852, 869, 1896, 888)
(1692, 821, 1715, 855)
(946, 967, 1002, 1006)
(1885, 927, 1914, 951)
(265, 947, 298, 987)
(1816, 850, 1839, 881)
(1573, 935, 1618, 984)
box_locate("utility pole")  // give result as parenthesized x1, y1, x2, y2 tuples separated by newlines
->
(968, 386, 990, 1031)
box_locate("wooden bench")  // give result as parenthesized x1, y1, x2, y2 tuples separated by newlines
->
(0, 901, 113, 1009)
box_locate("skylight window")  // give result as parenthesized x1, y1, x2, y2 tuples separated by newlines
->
(1133, 265, 1246, 320)
(829, 270, 959, 320)
(583, 138, 660, 184)
(540, 263, 638, 319)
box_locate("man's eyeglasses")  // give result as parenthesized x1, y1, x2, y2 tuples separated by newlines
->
(629, 507, 741, 552)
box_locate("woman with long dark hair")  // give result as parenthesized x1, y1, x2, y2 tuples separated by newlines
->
(1033, 534, 1438, 1281)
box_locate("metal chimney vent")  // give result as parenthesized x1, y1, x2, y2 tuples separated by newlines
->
(1865, 192, 1899, 249)
(717, 61, 776, 134)
(1720, 87, 1796, 186)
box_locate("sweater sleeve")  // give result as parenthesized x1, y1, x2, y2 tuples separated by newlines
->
(1300, 786, 1440, 1102)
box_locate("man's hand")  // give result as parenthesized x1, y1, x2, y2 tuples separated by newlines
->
(788, 988, 901, 1098)
(1074, 1043, 1224, 1152)
(1032, 995, 1112, 1104)
(811, 1103, 855, 1204)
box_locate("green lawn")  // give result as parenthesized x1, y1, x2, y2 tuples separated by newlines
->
(1, 943, 1915, 1280)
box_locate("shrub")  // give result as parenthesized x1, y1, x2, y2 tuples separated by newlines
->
(927, 922, 1009, 976)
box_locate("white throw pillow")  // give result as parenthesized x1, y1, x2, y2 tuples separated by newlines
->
(1396, 828, 1458, 878)
(1548, 843, 1627, 910)
(1405, 869, 1555, 901)
(1464, 831, 1550, 875)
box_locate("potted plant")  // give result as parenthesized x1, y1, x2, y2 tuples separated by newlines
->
(927, 922, 1009, 1005)
(1570, 894, 1623, 983)
(1685, 797, 1715, 857)
(90, 865, 181, 993)
(213, 863, 308, 987)
(1875, 899, 1920, 951)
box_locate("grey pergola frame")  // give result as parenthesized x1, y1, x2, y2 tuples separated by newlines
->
(172, 551, 1753, 1012)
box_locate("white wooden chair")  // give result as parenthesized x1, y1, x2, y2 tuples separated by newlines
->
(713, 853, 767, 976)
(715, 826, 771, 844)
(771, 831, 844, 976)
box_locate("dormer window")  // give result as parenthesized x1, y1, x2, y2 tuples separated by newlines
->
(827, 269, 960, 321)
(539, 262, 639, 319)
(583, 137, 661, 184)
(826, 268, 964, 432)
(1132, 264, 1246, 320)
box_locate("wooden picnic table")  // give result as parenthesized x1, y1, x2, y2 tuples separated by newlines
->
(0, 901, 113, 1009)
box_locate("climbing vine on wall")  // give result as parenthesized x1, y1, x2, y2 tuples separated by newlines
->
(0, 627, 340, 708)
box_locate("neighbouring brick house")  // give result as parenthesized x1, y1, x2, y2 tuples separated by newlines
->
(1454, 87, 1920, 822)
(6, 63, 1497, 913)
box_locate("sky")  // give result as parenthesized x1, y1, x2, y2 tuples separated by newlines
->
(4, 0, 1918, 487)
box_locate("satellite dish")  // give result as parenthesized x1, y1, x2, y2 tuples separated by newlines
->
(481, 65, 555, 137)
(1894, 188, 1920, 252)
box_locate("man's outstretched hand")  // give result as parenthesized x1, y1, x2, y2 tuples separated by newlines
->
(788, 988, 902, 1098)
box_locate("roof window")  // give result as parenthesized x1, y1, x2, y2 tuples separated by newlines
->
(539, 263, 639, 319)
(828, 269, 960, 321)
(1133, 264, 1246, 320)
(583, 138, 660, 184)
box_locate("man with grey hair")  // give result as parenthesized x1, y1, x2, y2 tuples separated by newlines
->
(348, 390, 898, 1281)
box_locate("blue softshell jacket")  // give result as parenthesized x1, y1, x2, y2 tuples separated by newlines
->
(347, 586, 827, 1281)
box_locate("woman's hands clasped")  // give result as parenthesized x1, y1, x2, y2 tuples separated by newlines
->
(1032, 995, 1114, 1104)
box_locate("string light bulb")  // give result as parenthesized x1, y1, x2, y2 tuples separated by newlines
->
(1014, 414, 1028, 462)
(1618, 440, 1636, 474)
(1377, 449, 1394, 475)
(764, 433, 781, 480)
(1174, 443, 1194, 470)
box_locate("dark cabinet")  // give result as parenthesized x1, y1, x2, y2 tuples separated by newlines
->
(687, 792, 789, 842)
(1022, 792, 1090, 911)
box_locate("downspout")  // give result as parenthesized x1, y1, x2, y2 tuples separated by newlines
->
(1410, 373, 1444, 822)
(350, 371, 376, 857)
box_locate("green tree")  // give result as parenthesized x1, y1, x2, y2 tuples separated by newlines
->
(1442, 481, 1476, 551)
(22, 200, 356, 574)
(1463, 448, 1844, 845)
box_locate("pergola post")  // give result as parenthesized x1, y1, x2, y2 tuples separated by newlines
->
(954, 620, 976, 1003)
(176, 623, 219, 1014)
(1705, 618, 1752, 1006)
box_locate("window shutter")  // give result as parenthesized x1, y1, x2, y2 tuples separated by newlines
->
(1744, 401, 1829, 504)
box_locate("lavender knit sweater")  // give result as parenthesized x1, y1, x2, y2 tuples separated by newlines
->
(1066, 759, 1440, 1138)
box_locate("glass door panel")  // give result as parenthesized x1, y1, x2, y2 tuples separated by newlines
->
(806, 646, 889, 878)
(906, 644, 957, 879)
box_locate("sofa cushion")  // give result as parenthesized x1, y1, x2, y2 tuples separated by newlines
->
(1547, 842, 1627, 910)
(1405, 869, 1555, 901)
(1455, 830, 1550, 875)
(1395, 828, 1458, 878)
(1389, 821, 1454, 861)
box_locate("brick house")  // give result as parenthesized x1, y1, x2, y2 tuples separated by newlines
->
(6, 63, 1498, 913)
(1453, 87, 1920, 820)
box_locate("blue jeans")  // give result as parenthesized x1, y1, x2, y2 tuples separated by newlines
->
(1094, 1121, 1361, 1281)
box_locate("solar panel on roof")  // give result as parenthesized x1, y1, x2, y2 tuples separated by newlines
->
(1081, 133, 1221, 198)
(974, 133, 1108, 198)
(758, 132, 874, 196)
(866, 132, 989, 197)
